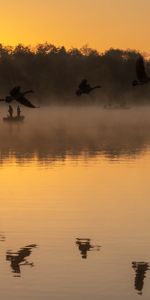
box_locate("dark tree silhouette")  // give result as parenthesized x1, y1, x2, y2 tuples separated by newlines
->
(0, 43, 149, 105)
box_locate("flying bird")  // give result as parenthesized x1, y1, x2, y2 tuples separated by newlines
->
(132, 55, 150, 86)
(0, 86, 38, 108)
(76, 79, 101, 96)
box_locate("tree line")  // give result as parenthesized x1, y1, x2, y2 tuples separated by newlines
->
(0, 43, 149, 105)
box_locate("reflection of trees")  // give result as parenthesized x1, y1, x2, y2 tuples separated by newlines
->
(6, 244, 37, 277)
(132, 261, 150, 295)
(76, 238, 101, 259)
(1, 112, 150, 164)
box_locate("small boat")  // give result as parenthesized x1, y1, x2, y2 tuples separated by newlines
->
(3, 116, 25, 122)
(76, 238, 91, 241)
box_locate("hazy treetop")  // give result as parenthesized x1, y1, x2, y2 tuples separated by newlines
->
(0, 43, 149, 105)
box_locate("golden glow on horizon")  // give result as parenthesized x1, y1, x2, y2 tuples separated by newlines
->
(0, 0, 150, 52)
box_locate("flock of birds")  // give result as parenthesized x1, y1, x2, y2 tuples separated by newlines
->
(76, 55, 150, 96)
(0, 54, 148, 110)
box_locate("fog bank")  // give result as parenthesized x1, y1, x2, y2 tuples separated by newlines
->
(1, 106, 150, 163)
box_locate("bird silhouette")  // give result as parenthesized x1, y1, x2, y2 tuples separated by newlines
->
(0, 86, 38, 108)
(132, 55, 150, 86)
(76, 79, 101, 96)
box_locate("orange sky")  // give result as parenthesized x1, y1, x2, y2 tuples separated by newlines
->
(0, 0, 149, 52)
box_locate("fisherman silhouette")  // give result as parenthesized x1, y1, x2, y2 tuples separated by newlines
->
(76, 238, 101, 259)
(17, 105, 21, 118)
(132, 261, 150, 295)
(8, 105, 13, 118)
(6, 244, 37, 277)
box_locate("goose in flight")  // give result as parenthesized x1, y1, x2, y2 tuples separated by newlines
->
(0, 86, 38, 108)
(76, 79, 101, 96)
(132, 55, 150, 86)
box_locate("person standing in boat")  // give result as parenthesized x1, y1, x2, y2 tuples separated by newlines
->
(17, 105, 21, 118)
(8, 105, 13, 118)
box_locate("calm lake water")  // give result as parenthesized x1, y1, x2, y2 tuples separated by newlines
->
(1, 106, 150, 299)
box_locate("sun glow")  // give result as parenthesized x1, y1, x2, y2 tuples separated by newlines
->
(0, 0, 150, 52)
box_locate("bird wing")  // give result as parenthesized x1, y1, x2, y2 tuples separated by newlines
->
(10, 86, 21, 97)
(136, 56, 148, 81)
(16, 95, 38, 108)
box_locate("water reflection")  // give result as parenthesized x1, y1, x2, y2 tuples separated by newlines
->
(6, 244, 37, 277)
(1, 107, 150, 163)
(132, 261, 150, 295)
(0, 233, 6, 242)
(76, 238, 101, 259)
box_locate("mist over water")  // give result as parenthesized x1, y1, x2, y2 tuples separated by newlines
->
(1, 105, 150, 163)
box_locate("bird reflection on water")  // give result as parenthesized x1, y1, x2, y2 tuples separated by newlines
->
(6, 244, 37, 277)
(76, 238, 101, 259)
(132, 261, 150, 295)
(0, 233, 6, 242)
